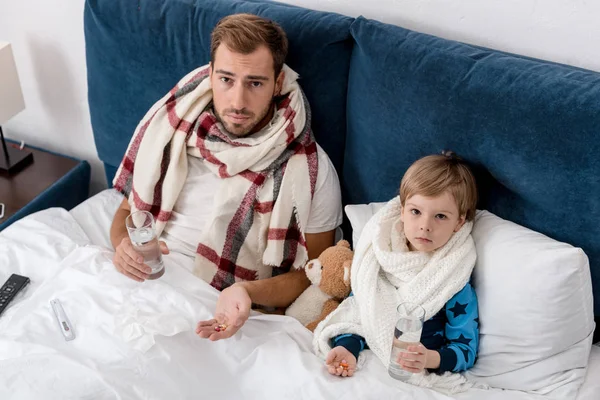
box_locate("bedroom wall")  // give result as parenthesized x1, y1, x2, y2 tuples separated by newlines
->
(0, 0, 599, 194)
(0, 1, 101, 190)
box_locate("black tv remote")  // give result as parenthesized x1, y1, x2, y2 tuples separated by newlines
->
(0, 274, 30, 316)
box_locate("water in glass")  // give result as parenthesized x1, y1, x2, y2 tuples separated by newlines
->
(129, 226, 164, 279)
(388, 302, 425, 381)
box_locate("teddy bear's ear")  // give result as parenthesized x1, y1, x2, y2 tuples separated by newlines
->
(297, 259, 314, 271)
(343, 260, 352, 286)
(337, 240, 351, 249)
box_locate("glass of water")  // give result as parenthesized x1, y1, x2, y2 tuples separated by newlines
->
(388, 302, 425, 381)
(125, 210, 165, 279)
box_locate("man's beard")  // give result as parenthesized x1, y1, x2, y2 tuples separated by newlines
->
(213, 102, 273, 138)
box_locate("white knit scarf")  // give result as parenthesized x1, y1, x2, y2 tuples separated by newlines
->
(313, 197, 479, 394)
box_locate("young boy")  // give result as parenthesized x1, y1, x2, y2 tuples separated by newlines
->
(313, 152, 479, 389)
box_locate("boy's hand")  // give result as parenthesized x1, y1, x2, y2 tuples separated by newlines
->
(325, 346, 357, 377)
(398, 344, 430, 373)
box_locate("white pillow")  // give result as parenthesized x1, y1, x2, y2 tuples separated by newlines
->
(345, 205, 595, 398)
(344, 202, 387, 247)
(466, 210, 594, 398)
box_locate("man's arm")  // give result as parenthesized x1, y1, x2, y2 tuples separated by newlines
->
(237, 229, 336, 307)
(110, 198, 131, 248)
(196, 229, 337, 340)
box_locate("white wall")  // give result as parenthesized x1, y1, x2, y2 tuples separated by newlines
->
(280, 0, 600, 72)
(1, 0, 599, 194)
(0, 1, 104, 193)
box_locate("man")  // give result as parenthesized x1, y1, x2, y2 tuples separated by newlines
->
(110, 14, 342, 340)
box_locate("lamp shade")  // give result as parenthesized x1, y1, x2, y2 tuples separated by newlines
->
(0, 42, 25, 125)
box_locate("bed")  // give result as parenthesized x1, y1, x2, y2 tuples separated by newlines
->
(0, 190, 597, 399)
(1, 0, 599, 398)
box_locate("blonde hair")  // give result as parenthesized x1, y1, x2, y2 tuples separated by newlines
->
(210, 14, 288, 78)
(399, 152, 478, 221)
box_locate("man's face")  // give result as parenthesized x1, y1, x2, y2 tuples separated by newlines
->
(209, 44, 283, 137)
(400, 192, 466, 252)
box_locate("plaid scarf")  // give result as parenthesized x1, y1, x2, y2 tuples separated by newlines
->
(113, 64, 318, 290)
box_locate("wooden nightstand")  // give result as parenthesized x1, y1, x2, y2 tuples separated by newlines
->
(0, 143, 91, 231)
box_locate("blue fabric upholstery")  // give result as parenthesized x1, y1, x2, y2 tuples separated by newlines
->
(84, 1, 600, 334)
(344, 17, 600, 315)
(84, 0, 353, 183)
(104, 163, 117, 188)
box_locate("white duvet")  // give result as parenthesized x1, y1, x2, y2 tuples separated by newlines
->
(0, 190, 598, 400)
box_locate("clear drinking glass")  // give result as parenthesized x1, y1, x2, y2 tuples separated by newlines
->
(125, 210, 165, 279)
(388, 302, 425, 381)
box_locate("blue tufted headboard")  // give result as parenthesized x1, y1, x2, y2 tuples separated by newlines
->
(343, 17, 600, 335)
(84, 0, 353, 184)
(84, 1, 599, 338)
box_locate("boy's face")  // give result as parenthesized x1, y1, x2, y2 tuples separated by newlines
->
(400, 192, 466, 252)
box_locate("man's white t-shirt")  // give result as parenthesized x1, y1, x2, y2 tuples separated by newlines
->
(162, 144, 343, 257)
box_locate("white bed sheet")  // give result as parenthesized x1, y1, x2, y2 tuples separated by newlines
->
(0, 190, 596, 399)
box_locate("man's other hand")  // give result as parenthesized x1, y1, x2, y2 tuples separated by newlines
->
(196, 283, 252, 340)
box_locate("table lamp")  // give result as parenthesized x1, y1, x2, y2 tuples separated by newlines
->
(0, 41, 32, 175)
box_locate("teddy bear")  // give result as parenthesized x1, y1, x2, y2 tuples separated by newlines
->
(285, 240, 353, 332)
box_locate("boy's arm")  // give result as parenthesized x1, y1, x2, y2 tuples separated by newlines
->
(332, 333, 368, 360)
(328, 293, 367, 359)
(431, 283, 480, 373)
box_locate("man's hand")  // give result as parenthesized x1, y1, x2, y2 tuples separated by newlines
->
(325, 346, 357, 377)
(196, 283, 251, 341)
(113, 236, 169, 282)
